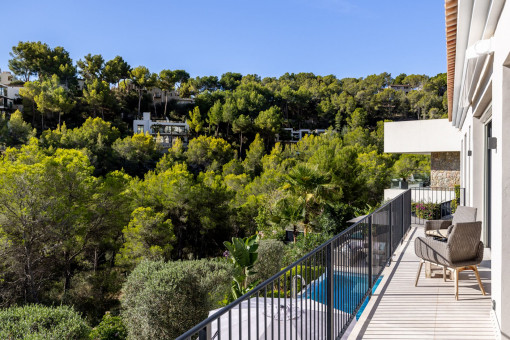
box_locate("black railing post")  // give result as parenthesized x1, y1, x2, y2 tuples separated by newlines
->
(199, 326, 207, 340)
(327, 242, 333, 340)
(388, 203, 392, 264)
(401, 193, 405, 243)
(368, 216, 373, 292)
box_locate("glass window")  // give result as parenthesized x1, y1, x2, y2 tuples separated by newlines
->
(137, 125, 144, 133)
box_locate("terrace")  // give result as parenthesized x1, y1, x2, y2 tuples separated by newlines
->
(177, 188, 495, 339)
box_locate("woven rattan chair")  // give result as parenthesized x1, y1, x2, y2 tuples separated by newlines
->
(415, 221, 485, 300)
(424, 206, 477, 238)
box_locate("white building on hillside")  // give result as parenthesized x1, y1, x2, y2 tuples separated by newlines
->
(276, 128, 326, 143)
(133, 112, 189, 148)
(0, 70, 15, 85)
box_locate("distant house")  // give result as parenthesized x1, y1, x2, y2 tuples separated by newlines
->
(0, 70, 15, 85)
(149, 89, 194, 106)
(276, 128, 326, 143)
(0, 84, 13, 113)
(124, 82, 194, 106)
(133, 112, 189, 148)
(389, 84, 413, 94)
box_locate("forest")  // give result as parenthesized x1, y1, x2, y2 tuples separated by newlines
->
(0, 41, 435, 339)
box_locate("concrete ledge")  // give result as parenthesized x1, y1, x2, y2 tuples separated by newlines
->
(384, 119, 461, 154)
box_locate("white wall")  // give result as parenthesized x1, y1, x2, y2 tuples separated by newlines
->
(458, 3, 510, 335)
(384, 119, 461, 153)
(492, 5, 510, 332)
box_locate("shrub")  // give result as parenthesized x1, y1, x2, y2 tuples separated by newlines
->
(250, 239, 285, 285)
(89, 312, 127, 340)
(452, 185, 461, 214)
(283, 233, 333, 265)
(282, 265, 325, 293)
(121, 259, 234, 340)
(0, 304, 90, 340)
(412, 202, 441, 220)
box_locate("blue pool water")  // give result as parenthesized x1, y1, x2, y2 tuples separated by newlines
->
(303, 272, 383, 320)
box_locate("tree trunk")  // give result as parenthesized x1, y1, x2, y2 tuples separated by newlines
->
(32, 102, 36, 128)
(58, 112, 61, 127)
(24, 242, 38, 303)
(239, 131, 243, 155)
(63, 251, 72, 301)
(138, 89, 142, 116)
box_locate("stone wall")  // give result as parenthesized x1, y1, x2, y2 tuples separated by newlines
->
(430, 152, 460, 188)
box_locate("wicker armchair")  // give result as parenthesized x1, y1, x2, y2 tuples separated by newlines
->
(415, 221, 485, 300)
(424, 206, 477, 238)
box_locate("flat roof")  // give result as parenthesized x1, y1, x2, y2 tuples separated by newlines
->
(384, 119, 461, 154)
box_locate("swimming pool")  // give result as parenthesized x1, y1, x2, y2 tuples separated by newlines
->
(303, 272, 382, 319)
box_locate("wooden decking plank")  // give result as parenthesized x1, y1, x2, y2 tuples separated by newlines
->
(348, 225, 496, 340)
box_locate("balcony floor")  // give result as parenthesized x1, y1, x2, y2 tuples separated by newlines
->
(349, 225, 496, 340)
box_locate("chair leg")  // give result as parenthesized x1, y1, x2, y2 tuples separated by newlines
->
(443, 266, 447, 282)
(455, 268, 459, 300)
(415, 260, 424, 287)
(472, 265, 486, 296)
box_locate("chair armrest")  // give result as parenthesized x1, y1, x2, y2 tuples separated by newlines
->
(424, 220, 452, 232)
(414, 236, 451, 267)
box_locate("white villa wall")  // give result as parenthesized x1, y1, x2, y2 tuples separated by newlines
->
(456, 2, 510, 335)
(384, 119, 461, 154)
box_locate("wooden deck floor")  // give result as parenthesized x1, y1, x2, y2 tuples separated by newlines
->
(348, 225, 496, 340)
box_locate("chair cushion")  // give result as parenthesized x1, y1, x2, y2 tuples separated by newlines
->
(425, 229, 449, 238)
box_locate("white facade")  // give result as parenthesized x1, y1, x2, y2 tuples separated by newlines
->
(276, 128, 326, 142)
(0, 70, 15, 85)
(450, 0, 509, 335)
(133, 112, 189, 148)
(384, 119, 461, 154)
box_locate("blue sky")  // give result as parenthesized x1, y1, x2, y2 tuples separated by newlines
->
(1, 0, 446, 79)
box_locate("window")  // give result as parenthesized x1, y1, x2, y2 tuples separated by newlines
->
(137, 125, 144, 133)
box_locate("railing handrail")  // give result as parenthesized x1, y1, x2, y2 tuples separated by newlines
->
(176, 189, 412, 340)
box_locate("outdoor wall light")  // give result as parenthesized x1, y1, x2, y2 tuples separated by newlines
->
(467, 150, 472, 156)
(488, 137, 497, 150)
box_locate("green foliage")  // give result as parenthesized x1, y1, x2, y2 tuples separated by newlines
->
(77, 53, 105, 82)
(89, 313, 127, 340)
(121, 259, 233, 340)
(103, 56, 131, 86)
(116, 207, 175, 269)
(83, 79, 113, 118)
(0, 143, 131, 307)
(392, 154, 430, 180)
(250, 239, 285, 284)
(283, 233, 333, 265)
(224, 234, 260, 298)
(0, 110, 36, 146)
(112, 133, 161, 176)
(243, 133, 265, 177)
(185, 135, 234, 173)
(0, 305, 90, 340)
(452, 184, 461, 213)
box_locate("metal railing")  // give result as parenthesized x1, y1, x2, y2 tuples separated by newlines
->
(411, 187, 465, 225)
(176, 190, 412, 340)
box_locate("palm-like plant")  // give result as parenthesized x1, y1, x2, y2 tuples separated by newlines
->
(284, 164, 341, 238)
(223, 234, 260, 300)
